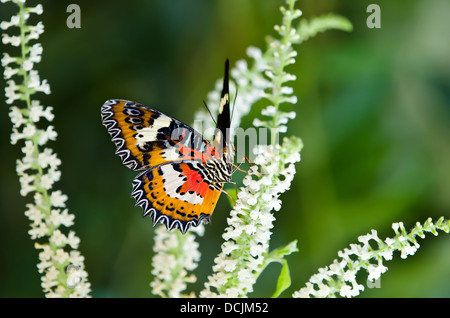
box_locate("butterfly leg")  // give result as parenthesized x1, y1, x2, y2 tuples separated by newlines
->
(214, 181, 238, 205)
(232, 181, 239, 201)
(232, 155, 262, 175)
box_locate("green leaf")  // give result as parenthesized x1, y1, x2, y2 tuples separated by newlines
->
(225, 187, 238, 207)
(253, 240, 298, 297)
(272, 259, 292, 298)
(268, 240, 299, 261)
(296, 14, 353, 45)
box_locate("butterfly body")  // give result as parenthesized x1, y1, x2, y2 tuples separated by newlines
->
(101, 60, 233, 233)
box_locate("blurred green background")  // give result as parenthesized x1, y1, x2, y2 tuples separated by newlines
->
(1, 0, 449, 298)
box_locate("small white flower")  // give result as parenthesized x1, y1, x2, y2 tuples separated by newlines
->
(41, 266, 59, 291)
(68, 250, 86, 266)
(252, 118, 266, 128)
(392, 222, 400, 233)
(37, 125, 57, 145)
(28, 21, 44, 40)
(342, 268, 357, 282)
(223, 259, 237, 272)
(5, 79, 21, 104)
(46, 167, 61, 183)
(401, 244, 418, 259)
(17, 160, 33, 176)
(42, 106, 54, 121)
(4, 66, 18, 78)
(19, 173, 35, 196)
(9, 106, 27, 128)
(29, 43, 43, 63)
(54, 248, 69, 264)
(261, 105, 277, 116)
(2, 34, 21, 46)
(29, 100, 52, 122)
(36, 259, 52, 274)
(225, 287, 240, 298)
(29, 4, 43, 15)
(316, 283, 331, 297)
(367, 263, 387, 281)
(22, 123, 37, 138)
(50, 229, 67, 247)
(0, 15, 20, 30)
(2, 52, 16, 66)
(40, 173, 55, 190)
(36, 243, 53, 261)
(23, 60, 34, 71)
(222, 226, 243, 241)
(340, 281, 364, 298)
(21, 140, 36, 159)
(50, 208, 74, 228)
(28, 222, 49, 239)
(38, 148, 60, 169)
(246, 46, 262, 60)
(249, 243, 264, 257)
(237, 268, 254, 286)
(24, 203, 44, 224)
(60, 209, 75, 227)
(222, 241, 237, 255)
(50, 190, 68, 208)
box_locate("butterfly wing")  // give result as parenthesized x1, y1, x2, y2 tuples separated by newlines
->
(131, 161, 222, 233)
(101, 99, 219, 171)
(102, 59, 232, 234)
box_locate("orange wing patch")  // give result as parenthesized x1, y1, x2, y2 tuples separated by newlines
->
(131, 161, 222, 233)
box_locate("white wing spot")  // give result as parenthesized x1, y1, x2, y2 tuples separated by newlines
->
(218, 93, 229, 114)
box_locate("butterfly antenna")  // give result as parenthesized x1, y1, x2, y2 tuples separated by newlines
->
(231, 86, 238, 122)
(203, 100, 217, 126)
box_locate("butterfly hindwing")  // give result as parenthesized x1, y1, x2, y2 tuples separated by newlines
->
(131, 161, 222, 233)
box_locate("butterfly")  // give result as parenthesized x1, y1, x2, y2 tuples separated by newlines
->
(101, 59, 234, 234)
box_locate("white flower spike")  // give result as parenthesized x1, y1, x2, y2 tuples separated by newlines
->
(1, 0, 90, 297)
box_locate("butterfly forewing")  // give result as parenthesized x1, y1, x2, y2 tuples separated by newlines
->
(101, 99, 219, 171)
